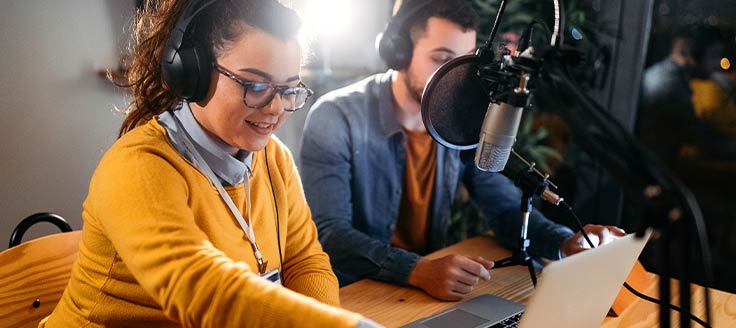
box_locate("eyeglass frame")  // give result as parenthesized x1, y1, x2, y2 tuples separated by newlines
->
(213, 63, 314, 112)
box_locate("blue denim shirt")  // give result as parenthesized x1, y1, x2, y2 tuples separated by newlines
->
(300, 71, 574, 286)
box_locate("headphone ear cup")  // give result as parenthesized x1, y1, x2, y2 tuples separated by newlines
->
(390, 33, 413, 70)
(378, 30, 413, 70)
(161, 38, 213, 102)
(377, 31, 395, 69)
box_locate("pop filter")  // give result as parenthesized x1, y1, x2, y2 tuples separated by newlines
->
(421, 54, 490, 150)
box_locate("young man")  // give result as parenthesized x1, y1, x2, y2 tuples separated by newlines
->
(301, 0, 624, 301)
(638, 30, 703, 168)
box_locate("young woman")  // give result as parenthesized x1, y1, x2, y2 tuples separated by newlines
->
(41, 0, 378, 327)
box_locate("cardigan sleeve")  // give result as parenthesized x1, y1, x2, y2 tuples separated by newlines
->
(87, 143, 361, 328)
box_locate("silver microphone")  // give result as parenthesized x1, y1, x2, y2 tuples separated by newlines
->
(474, 102, 524, 172)
(474, 71, 531, 172)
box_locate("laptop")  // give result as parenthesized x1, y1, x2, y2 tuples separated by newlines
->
(401, 230, 652, 328)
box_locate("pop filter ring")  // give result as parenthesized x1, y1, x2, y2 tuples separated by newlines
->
(421, 54, 492, 151)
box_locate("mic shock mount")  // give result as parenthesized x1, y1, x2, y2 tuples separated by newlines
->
(476, 47, 541, 107)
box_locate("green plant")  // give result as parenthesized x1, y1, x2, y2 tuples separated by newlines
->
(468, 0, 616, 172)
(472, 0, 605, 42)
(446, 183, 488, 246)
(512, 114, 563, 173)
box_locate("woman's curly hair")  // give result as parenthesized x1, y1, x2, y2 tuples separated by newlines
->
(118, 0, 301, 137)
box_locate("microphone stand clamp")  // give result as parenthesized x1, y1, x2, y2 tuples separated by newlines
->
(493, 161, 553, 288)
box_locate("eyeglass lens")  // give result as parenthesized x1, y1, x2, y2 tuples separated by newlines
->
(244, 84, 310, 111)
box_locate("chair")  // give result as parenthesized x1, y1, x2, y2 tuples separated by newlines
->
(9, 212, 72, 248)
(0, 213, 81, 328)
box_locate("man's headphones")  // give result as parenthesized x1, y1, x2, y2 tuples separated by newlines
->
(161, 0, 220, 102)
(377, 0, 442, 70)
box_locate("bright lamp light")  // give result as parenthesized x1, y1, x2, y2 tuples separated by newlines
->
(299, 0, 353, 39)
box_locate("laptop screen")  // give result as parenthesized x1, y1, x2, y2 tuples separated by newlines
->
(401, 231, 652, 328)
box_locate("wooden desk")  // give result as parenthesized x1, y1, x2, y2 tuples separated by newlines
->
(340, 236, 736, 328)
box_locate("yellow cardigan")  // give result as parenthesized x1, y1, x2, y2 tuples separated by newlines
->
(42, 119, 361, 327)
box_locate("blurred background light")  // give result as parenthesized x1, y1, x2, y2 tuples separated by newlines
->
(298, 0, 354, 40)
(721, 57, 731, 70)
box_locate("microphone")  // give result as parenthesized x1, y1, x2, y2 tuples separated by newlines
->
(475, 102, 523, 171)
(474, 71, 530, 171)
(421, 51, 533, 172)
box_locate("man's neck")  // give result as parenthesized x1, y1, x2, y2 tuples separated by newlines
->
(391, 71, 426, 132)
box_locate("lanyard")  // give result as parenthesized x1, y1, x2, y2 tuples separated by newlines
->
(171, 113, 268, 274)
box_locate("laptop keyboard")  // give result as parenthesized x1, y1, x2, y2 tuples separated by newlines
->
(489, 311, 523, 328)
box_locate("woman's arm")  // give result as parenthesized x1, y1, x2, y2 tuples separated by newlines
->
(88, 144, 361, 328)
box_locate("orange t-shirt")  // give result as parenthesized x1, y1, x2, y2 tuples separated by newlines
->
(391, 129, 437, 254)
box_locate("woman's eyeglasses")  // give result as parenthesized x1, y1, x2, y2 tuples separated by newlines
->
(214, 64, 314, 112)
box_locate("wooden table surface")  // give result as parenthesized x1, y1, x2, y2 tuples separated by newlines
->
(339, 236, 736, 328)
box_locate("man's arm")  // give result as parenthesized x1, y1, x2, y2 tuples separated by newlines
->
(300, 100, 420, 286)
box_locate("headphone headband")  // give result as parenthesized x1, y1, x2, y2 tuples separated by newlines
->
(161, 0, 220, 102)
(165, 0, 219, 59)
(377, 0, 444, 70)
(387, 0, 438, 34)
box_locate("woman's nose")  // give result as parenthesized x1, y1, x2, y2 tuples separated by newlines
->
(263, 93, 285, 115)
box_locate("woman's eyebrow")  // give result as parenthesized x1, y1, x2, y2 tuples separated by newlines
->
(239, 68, 300, 83)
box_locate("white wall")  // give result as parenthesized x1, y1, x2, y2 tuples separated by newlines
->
(0, 1, 133, 248)
(277, 0, 391, 163)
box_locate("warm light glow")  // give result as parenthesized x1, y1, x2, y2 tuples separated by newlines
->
(721, 57, 731, 71)
(299, 0, 354, 40)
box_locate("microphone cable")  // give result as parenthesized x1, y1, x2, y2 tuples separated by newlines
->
(559, 200, 711, 328)
(264, 148, 284, 272)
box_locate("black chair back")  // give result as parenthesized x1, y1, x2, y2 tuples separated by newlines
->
(9, 212, 72, 248)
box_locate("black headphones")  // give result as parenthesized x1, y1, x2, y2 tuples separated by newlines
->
(377, 0, 442, 70)
(161, 0, 220, 102)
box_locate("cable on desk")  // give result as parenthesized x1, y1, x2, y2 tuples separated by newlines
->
(560, 200, 711, 328)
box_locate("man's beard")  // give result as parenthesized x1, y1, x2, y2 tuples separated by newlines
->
(403, 67, 425, 104)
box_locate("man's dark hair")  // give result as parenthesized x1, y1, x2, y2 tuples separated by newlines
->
(402, 0, 480, 41)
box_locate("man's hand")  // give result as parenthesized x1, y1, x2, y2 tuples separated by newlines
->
(408, 254, 494, 301)
(560, 224, 627, 257)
